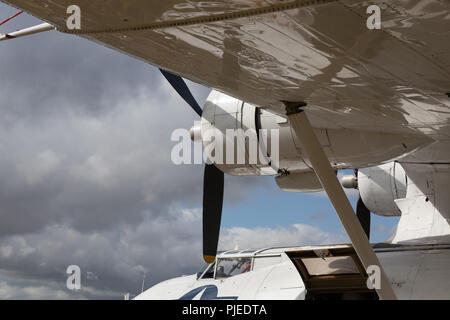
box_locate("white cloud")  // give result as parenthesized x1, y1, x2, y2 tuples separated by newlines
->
(0, 280, 73, 300)
(220, 224, 346, 250)
(15, 150, 64, 185)
(0, 206, 346, 299)
(70, 154, 116, 188)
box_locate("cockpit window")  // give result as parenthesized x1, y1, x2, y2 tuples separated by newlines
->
(215, 257, 252, 279)
(197, 262, 215, 279)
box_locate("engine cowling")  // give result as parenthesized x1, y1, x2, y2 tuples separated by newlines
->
(358, 162, 407, 216)
(275, 171, 323, 193)
(193, 90, 430, 189)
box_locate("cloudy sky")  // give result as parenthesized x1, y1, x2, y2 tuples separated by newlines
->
(0, 4, 399, 299)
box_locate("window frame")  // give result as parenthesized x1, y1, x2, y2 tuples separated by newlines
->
(197, 262, 216, 280)
(213, 256, 254, 279)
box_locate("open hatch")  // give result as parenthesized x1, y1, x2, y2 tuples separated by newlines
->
(286, 245, 378, 300)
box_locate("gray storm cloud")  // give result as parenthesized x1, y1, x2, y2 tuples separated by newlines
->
(0, 208, 345, 299)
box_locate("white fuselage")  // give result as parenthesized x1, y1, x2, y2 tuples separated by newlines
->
(135, 243, 450, 300)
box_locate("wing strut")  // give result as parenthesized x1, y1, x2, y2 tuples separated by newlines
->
(0, 23, 54, 42)
(284, 102, 397, 300)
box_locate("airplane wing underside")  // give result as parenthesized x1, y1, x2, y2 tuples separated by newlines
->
(3, 0, 449, 140)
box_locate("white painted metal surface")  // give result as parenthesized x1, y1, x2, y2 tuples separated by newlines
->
(275, 170, 323, 192)
(0, 22, 54, 41)
(3, 0, 449, 144)
(200, 90, 431, 177)
(391, 163, 450, 243)
(358, 162, 407, 216)
(135, 244, 450, 300)
(287, 110, 396, 299)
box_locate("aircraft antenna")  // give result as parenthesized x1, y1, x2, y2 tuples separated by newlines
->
(141, 271, 146, 293)
(0, 10, 23, 27)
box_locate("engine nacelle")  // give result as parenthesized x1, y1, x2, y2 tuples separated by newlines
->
(194, 90, 430, 186)
(358, 162, 407, 216)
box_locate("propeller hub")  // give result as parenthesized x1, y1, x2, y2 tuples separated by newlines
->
(190, 124, 202, 142)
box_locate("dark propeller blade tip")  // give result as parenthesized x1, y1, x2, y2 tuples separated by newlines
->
(203, 255, 216, 264)
(203, 164, 224, 260)
(356, 196, 371, 240)
(159, 69, 203, 117)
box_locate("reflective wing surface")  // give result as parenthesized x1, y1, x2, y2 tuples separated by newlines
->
(3, 0, 449, 140)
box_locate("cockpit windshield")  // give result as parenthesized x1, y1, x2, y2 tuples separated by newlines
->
(215, 257, 252, 278)
(197, 262, 215, 279)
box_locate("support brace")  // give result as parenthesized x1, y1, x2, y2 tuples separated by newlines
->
(0, 23, 54, 42)
(286, 105, 396, 300)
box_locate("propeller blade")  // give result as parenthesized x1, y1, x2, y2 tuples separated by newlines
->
(356, 196, 371, 240)
(203, 164, 224, 263)
(160, 69, 224, 263)
(159, 69, 203, 117)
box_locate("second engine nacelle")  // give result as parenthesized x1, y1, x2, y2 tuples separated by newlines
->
(357, 162, 407, 216)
